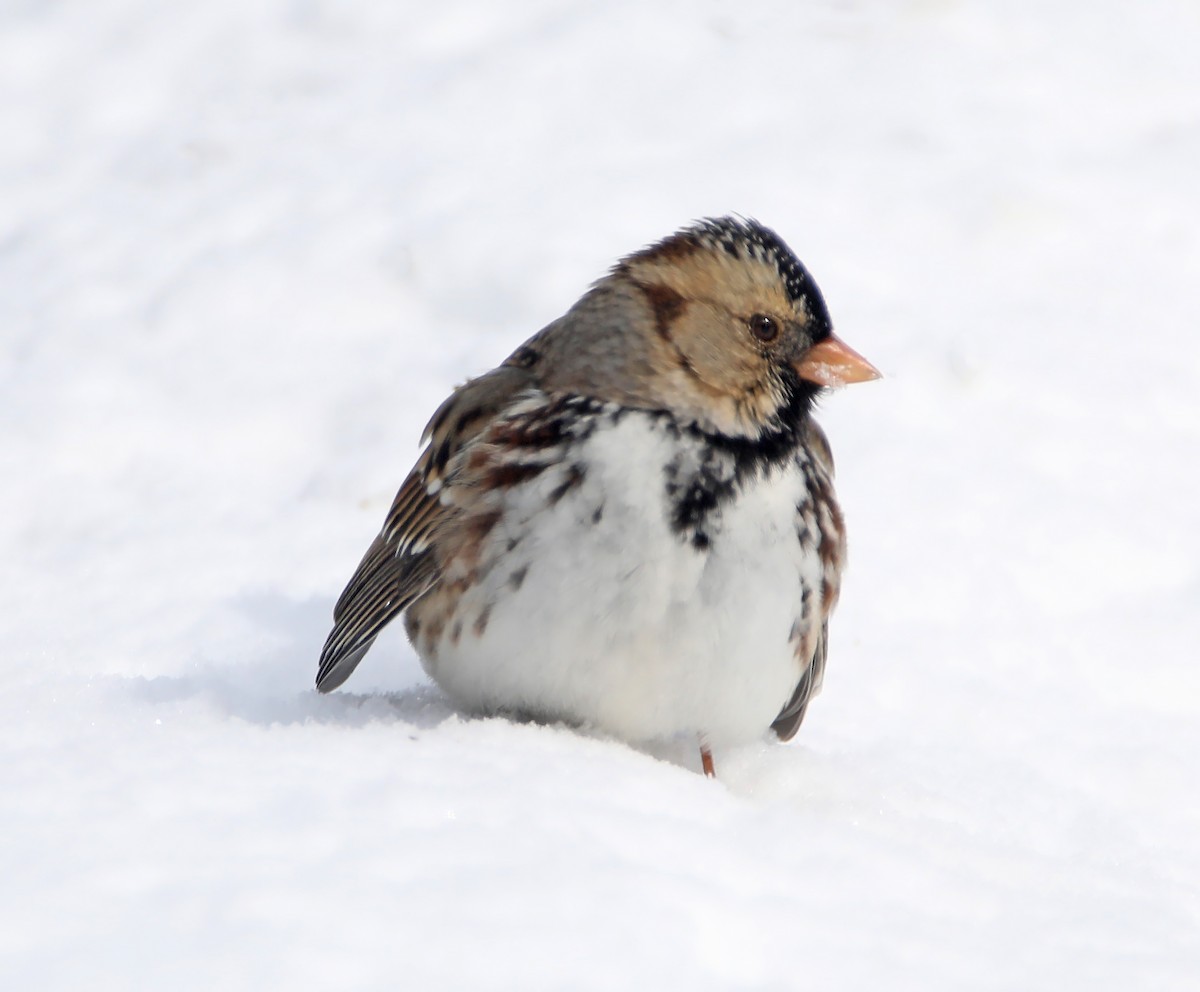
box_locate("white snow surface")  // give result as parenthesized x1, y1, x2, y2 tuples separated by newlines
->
(3, 1, 1199, 988)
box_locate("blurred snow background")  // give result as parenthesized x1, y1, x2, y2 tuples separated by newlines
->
(2, 0, 1199, 988)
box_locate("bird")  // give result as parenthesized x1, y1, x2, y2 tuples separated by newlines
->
(317, 216, 879, 777)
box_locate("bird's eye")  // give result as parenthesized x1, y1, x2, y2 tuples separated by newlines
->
(748, 314, 779, 343)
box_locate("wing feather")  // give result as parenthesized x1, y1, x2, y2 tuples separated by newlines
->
(316, 363, 538, 692)
(771, 424, 842, 740)
(770, 620, 828, 741)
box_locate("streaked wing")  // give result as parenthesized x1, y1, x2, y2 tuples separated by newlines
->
(771, 421, 842, 741)
(770, 620, 828, 742)
(316, 363, 538, 692)
(316, 458, 444, 692)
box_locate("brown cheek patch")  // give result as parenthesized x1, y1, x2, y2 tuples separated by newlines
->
(637, 281, 706, 383)
(639, 282, 688, 339)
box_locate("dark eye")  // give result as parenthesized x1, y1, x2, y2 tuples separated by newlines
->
(748, 314, 778, 343)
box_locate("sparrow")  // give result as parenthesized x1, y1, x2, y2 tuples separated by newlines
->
(317, 217, 879, 776)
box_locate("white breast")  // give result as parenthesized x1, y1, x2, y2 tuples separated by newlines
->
(421, 412, 822, 746)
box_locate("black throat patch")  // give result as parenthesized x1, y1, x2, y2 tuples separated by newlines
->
(661, 372, 810, 551)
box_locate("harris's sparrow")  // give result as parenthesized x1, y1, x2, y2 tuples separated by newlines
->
(317, 217, 879, 775)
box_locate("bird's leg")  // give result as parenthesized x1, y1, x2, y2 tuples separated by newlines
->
(699, 737, 716, 778)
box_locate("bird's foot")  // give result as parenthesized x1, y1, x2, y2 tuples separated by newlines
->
(699, 740, 716, 778)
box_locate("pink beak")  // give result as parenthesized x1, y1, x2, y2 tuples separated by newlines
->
(794, 335, 881, 387)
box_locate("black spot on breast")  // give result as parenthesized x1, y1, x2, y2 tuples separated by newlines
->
(547, 463, 586, 506)
(658, 371, 814, 548)
(796, 518, 813, 552)
(508, 565, 529, 591)
(664, 446, 738, 547)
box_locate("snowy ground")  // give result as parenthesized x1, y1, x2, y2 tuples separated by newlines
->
(3, 0, 1199, 988)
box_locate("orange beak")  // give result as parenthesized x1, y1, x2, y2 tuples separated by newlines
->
(794, 335, 881, 387)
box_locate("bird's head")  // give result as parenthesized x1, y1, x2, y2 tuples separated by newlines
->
(611, 216, 880, 438)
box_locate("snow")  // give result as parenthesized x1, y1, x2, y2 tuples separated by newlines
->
(3, 0, 1199, 988)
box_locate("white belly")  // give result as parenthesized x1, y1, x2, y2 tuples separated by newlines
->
(420, 413, 819, 746)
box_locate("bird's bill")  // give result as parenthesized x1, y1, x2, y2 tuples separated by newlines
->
(794, 335, 881, 387)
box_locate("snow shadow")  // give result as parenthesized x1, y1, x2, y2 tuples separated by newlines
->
(118, 672, 456, 731)
(112, 592, 459, 731)
(106, 591, 801, 779)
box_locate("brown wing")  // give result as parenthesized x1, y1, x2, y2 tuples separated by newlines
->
(771, 421, 843, 740)
(315, 363, 538, 692)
